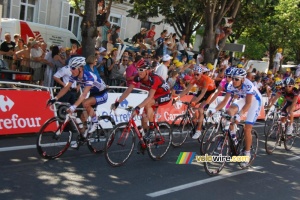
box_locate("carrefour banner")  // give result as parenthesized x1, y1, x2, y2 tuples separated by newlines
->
(0, 90, 55, 135)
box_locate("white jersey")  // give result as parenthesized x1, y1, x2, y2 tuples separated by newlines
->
(226, 78, 262, 100)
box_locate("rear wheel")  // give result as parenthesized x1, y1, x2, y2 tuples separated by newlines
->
(284, 122, 297, 151)
(265, 123, 280, 155)
(105, 122, 135, 167)
(204, 134, 229, 176)
(87, 115, 115, 153)
(170, 115, 193, 147)
(36, 117, 72, 159)
(147, 122, 172, 160)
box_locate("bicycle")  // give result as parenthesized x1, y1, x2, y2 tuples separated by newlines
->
(36, 102, 115, 159)
(264, 104, 281, 136)
(265, 111, 297, 154)
(204, 113, 259, 176)
(170, 100, 214, 148)
(105, 105, 172, 167)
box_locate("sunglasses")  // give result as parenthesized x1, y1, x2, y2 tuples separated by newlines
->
(287, 85, 294, 88)
(71, 67, 77, 70)
(194, 73, 200, 76)
(138, 68, 147, 72)
(226, 76, 232, 78)
(233, 78, 242, 81)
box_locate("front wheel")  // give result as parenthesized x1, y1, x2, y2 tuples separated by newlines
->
(87, 115, 115, 154)
(284, 122, 297, 151)
(204, 134, 229, 176)
(105, 122, 135, 167)
(265, 123, 281, 155)
(36, 117, 72, 159)
(147, 122, 172, 161)
(170, 114, 193, 147)
(200, 123, 218, 155)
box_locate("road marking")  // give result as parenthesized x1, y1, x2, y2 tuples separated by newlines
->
(287, 156, 300, 161)
(0, 144, 36, 152)
(146, 166, 264, 198)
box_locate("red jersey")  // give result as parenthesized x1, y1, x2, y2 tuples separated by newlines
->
(190, 75, 215, 91)
(132, 73, 170, 97)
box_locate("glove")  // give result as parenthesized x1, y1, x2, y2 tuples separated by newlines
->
(208, 108, 216, 115)
(67, 105, 77, 113)
(191, 102, 197, 107)
(134, 106, 140, 115)
(111, 101, 119, 110)
(234, 113, 241, 122)
(47, 98, 57, 106)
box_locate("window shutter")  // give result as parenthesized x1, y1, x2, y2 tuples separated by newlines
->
(38, 0, 48, 24)
(10, 0, 21, 19)
(60, 1, 70, 29)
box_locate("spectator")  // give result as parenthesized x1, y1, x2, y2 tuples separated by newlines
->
(273, 48, 284, 74)
(84, 55, 101, 79)
(70, 43, 79, 56)
(155, 54, 172, 81)
(12, 38, 26, 71)
(145, 25, 156, 48)
(14, 41, 32, 72)
(30, 41, 44, 85)
(126, 55, 142, 88)
(135, 28, 147, 53)
(0, 33, 15, 69)
(177, 37, 189, 62)
(111, 26, 123, 47)
(101, 20, 111, 49)
(155, 32, 165, 57)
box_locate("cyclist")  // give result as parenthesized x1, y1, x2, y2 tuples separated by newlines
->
(47, 56, 108, 140)
(209, 68, 262, 167)
(111, 62, 171, 140)
(268, 77, 299, 136)
(176, 65, 216, 139)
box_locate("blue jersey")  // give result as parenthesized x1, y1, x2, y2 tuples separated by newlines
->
(69, 70, 106, 94)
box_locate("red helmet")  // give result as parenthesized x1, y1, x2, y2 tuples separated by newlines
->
(136, 58, 146, 68)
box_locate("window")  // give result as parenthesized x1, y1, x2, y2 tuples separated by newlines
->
(109, 16, 120, 27)
(20, 0, 35, 22)
(68, 7, 81, 38)
(141, 21, 151, 30)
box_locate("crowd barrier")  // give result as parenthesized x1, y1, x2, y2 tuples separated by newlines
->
(0, 82, 270, 135)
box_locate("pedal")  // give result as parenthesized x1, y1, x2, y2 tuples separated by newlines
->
(137, 141, 146, 155)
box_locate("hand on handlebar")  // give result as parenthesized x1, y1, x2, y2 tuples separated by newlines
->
(66, 105, 77, 114)
(47, 98, 57, 107)
(111, 101, 119, 110)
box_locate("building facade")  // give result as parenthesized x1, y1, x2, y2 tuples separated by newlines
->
(0, 0, 173, 45)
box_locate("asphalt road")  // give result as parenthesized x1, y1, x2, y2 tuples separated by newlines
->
(0, 120, 300, 200)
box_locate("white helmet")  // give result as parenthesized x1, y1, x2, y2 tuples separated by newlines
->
(193, 65, 203, 74)
(68, 56, 86, 69)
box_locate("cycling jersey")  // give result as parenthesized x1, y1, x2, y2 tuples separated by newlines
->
(69, 70, 107, 94)
(277, 87, 299, 102)
(219, 78, 229, 95)
(190, 74, 216, 91)
(226, 78, 262, 125)
(133, 73, 171, 104)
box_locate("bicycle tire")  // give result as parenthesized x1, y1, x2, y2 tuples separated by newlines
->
(170, 114, 193, 147)
(265, 123, 281, 155)
(204, 134, 229, 176)
(199, 123, 217, 155)
(264, 111, 278, 136)
(284, 122, 297, 151)
(147, 122, 172, 161)
(105, 122, 135, 167)
(36, 117, 72, 159)
(87, 115, 115, 154)
(238, 129, 259, 169)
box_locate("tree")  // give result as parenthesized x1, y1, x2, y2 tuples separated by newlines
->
(127, 0, 205, 46)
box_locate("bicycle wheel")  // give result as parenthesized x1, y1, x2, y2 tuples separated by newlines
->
(170, 114, 193, 147)
(237, 129, 259, 169)
(105, 122, 135, 167)
(36, 117, 72, 159)
(264, 110, 278, 136)
(87, 115, 115, 154)
(284, 122, 297, 151)
(200, 123, 218, 155)
(147, 122, 172, 160)
(265, 123, 281, 155)
(204, 134, 229, 176)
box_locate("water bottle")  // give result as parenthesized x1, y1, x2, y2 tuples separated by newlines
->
(138, 125, 144, 136)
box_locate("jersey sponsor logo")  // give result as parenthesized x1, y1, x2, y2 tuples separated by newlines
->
(161, 82, 170, 91)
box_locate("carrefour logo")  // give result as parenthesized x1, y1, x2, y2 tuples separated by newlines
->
(120, 99, 129, 108)
(0, 95, 14, 112)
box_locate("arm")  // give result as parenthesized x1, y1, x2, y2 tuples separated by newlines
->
(178, 83, 194, 98)
(73, 86, 92, 107)
(54, 82, 72, 99)
(289, 96, 298, 114)
(137, 89, 156, 108)
(207, 85, 223, 105)
(193, 87, 208, 103)
(215, 92, 231, 111)
(268, 93, 280, 107)
(53, 76, 66, 87)
(117, 84, 135, 103)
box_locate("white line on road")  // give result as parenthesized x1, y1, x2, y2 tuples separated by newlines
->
(146, 166, 264, 198)
(286, 156, 300, 161)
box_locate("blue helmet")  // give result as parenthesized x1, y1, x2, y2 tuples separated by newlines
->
(232, 68, 247, 78)
(284, 77, 295, 86)
(225, 67, 235, 76)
